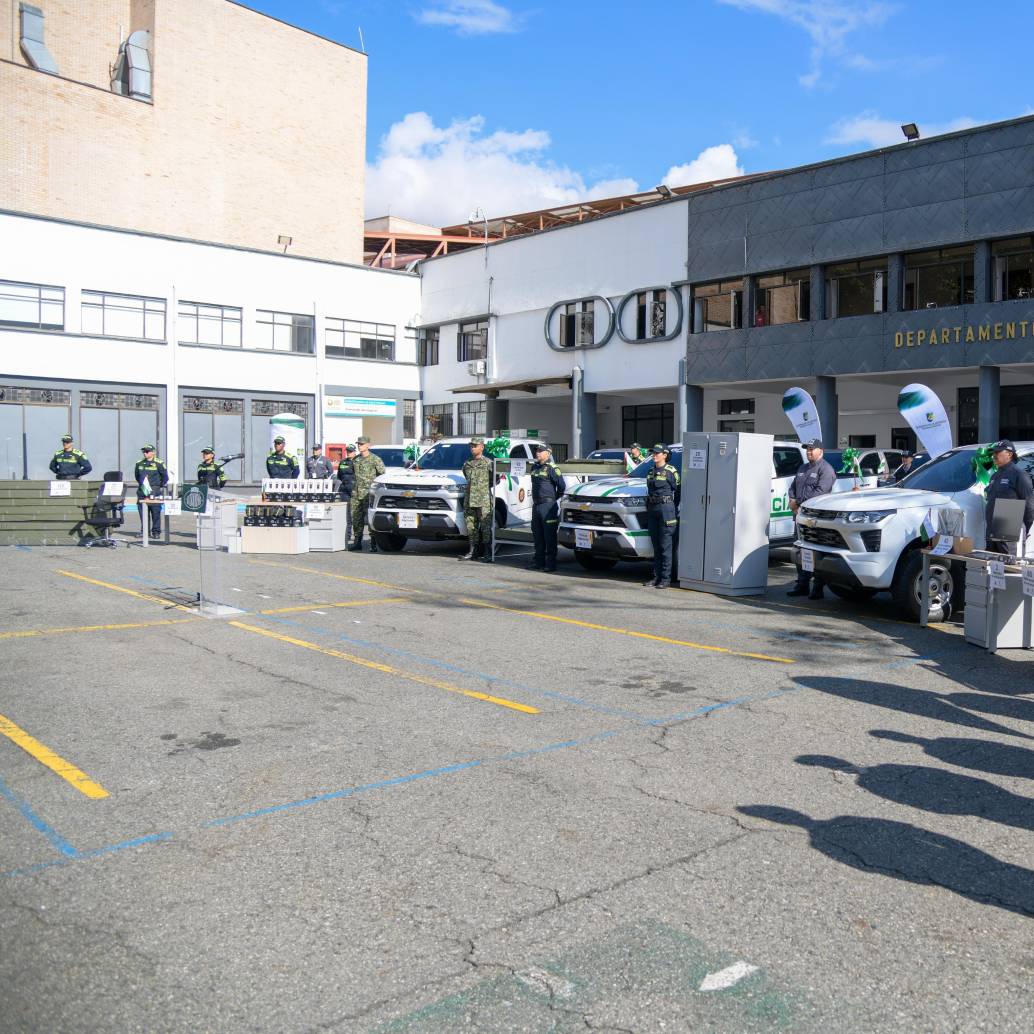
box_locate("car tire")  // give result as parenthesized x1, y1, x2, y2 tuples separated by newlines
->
(574, 551, 618, 572)
(827, 584, 878, 602)
(893, 549, 952, 623)
(372, 531, 406, 552)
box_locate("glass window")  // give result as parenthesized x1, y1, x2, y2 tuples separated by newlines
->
(634, 290, 667, 340)
(826, 259, 887, 318)
(403, 399, 416, 439)
(458, 320, 488, 361)
(622, 403, 673, 448)
(903, 246, 974, 310)
(718, 398, 755, 415)
(414, 441, 471, 469)
(418, 328, 439, 366)
(0, 280, 64, 330)
(423, 403, 454, 438)
(773, 447, 802, 478)
(371, 447, 406, 467)
(256, 310, 314, 354)
(458, 400, 486, 436)
(993, 236, 1034, 301)
(756, 269, 810, 326)
(899, 448, 979, 493)
(695, 279, 743, 331)
(178, 301, 242, 347)
(326, 319, 394, 360)
(558, 301, 594, 348)
(82, 291, 166, 340)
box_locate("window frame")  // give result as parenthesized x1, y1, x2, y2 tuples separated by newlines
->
(255, 309, 315, 355)
(422, 403, 454, 438)
(694, 279, 744, 332)
(325, 318, 395, 361)
(903, 246, 975, 311)
(0, 279, 65, 332)
(457, 400, 487, 436)
(81, 289, 166, 342)
(177, 300, 243, 348)
(825, 258, 888, 319)
(458, 320, 488, 362)
(992, 236, 1034, 302)
(755, 268, 810, 326)
(418, 327, 440, 367)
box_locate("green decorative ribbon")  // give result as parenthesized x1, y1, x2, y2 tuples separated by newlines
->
(403, 442, 420, 462)
(485, 437, 511, 459)
(971, 444, 995, 487)
(838, 447, 860, 476)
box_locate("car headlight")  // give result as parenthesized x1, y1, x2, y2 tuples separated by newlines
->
(443, 483, 463, 493)
(845, 509, 895, 524)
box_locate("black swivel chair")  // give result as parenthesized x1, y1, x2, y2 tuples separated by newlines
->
(81, 470, 126, 548)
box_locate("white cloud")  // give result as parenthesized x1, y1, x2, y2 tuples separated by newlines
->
(415, 0, 517, 35)
(718, 0, 894, 87)
(663, 144, 745, 187)
(826, 111, 979, 149)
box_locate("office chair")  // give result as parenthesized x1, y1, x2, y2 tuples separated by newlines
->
(81, 470, 126, 548)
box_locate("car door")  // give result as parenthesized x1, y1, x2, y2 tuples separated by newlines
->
(769, 445, 803, 543)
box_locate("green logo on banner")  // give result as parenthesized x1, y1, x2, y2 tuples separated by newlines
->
(180, 483, 208, 513)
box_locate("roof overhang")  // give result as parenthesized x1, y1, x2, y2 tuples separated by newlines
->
(450, 375, 572, 398)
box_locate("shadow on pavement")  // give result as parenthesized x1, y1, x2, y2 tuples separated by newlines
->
(870, 730, 1034, 779)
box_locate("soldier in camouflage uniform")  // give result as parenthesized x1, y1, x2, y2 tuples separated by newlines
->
(460, 436, 494, 563)
(347, 436, 385, 552)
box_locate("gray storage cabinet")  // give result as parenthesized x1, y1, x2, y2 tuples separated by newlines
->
(678, 432, 773, 597)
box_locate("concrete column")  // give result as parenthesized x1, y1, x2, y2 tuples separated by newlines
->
(979, 364, 1000, 442)
(809, 265, 826, 321)
(685, 385, 704, 434)
(886, 254, 904, 313)
(485, 399, 509, 436)
(816, 375, 838, 448)
(570, 366, 597, 456)
(742, 276, 756, 328)
(974, 241, 993, 304)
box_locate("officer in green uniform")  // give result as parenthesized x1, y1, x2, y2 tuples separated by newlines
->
(644, 444, 680, 588)
(49, 435, 92, 479)
(529, 443, 565, 572)
(266, 436, 299, 478)
(196, 448, 226, 489)
(348, 436, 385, 552)
(134, 445, 168, 539)
(460, 436, 494, 562)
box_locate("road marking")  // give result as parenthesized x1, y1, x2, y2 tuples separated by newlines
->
(459, 598, 794, 664)
(228, 621, 539, 714)
(56, 570, 195, 612)
(311, 610, 327, 615)
(0, 714, 109, 799)
(699, 961, 759, 992)
(258, 598, 408, 615)
(0, 618, 197, 640)
(248, 559, 423, 596)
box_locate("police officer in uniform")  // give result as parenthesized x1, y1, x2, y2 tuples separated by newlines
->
(348, 437, 385, 552)
(306, 442, 334, 479)
(336, 444, 357, 543)
(49, 435, 92, 479)
(196, 448, 226, 489)
(460, 436, 494, 562)
(134, 444, 168, 539)
(788, 439, 837, 598)
(627, 442, 646, 467)
(266, 436, 299, 478)
(893, 451, 916, 483)
(529, 443, 565, 572)
(984, 439, 1034, 555)
(644, 444, 680, 588)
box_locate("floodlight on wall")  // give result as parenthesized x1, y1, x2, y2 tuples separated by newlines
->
(901, 123, 920, 141)
(278, 235, 293, 253)
(655, 184, 675, 198)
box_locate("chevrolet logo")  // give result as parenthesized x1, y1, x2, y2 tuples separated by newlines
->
(580, 503, 591, 510)
(799, 517, 816, 527)
(403, 490, 415, 497)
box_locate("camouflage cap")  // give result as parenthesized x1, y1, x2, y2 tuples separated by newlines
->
(469, 436, 485, 446)
(357, 436, 371, 445)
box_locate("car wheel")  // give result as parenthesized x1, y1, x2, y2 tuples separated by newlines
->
(574, 551, 618, 572)
(827, 584, 878, 602)
(893, 549, 952, 622)
(372, 531, 406, 552)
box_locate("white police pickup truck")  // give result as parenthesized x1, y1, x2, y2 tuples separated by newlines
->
(558, 441, 864, 573)
(367, 436, 575, 551)
(794, 443, 1034, 621)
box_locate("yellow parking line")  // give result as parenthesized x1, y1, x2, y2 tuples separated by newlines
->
(0, 713, 109, 799)
(259, 598, 409, 615)
(56, 570, 195, 612)
(0, 618, 197, 640)
(229, 621, 539, 714)
(459, 598, 794, 664)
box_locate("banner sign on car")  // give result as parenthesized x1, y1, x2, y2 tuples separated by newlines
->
(896, 383, 953, 459)
(781, 388, 822, 444)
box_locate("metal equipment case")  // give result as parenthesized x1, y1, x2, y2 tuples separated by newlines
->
(678, 432, 773, 597)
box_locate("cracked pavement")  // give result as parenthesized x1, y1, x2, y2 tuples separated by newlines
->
(0, 534, 1033, 1032)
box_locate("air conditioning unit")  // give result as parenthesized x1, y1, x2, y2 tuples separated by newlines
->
(468, 360, 487, 376)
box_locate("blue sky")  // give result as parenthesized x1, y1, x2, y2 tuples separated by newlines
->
(243, 0, 1033, 225)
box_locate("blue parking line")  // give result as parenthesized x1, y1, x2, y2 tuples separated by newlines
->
(0, 773, 77, 858)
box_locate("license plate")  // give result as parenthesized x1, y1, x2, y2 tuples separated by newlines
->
(397, 512, 419, 529)
(800, 547, 815, 572)
(575, 528, 593, 549)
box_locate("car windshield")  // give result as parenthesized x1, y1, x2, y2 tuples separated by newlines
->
(898, 448, 979, 493)
(631, 449, 682, 478)
(372, 448, 405, 467)
(415, 443, 475, 470)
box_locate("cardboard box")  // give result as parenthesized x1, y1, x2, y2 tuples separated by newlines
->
(931, 533, 975, 556)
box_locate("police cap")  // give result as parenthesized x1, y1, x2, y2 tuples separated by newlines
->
(803, 438, 824, 450)
(141, 444, 155, 452)
(534, 442, 551, 454)
(630, 442, 642, 450)
(201, 446, 214, 455)
(650, 443, 669, 455)
(991, 439, 1017, 455)
(61, 434, 73, 443)
(273, 436, 285, 445)
(312, 442, 322, 450)
(345, 444, 357, 453)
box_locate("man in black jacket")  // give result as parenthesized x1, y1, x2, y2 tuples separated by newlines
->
(529, 443, 566, 572)
(789, 440, 837, 599)
(984, 440, 1034, 555)
(49, 435, 92, 479)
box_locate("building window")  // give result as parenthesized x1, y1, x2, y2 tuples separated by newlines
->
(403, 399, 417, 439)
(718, 398, 755, 416)
(325, 319, 395, 360)
(178, 301, 242, 347)
(622, 403, 673, 448)
(0, 280, 64, 331)
(993, 236, 1034, 301)
(694, 279, 743, 331)
(634, 290, 667, 339)
(826, 259, 887, 318)
(558, 302, 594, 348)
(418, 328, 440, 366)
(904, 246, 974, 310)
(423, 403, 454, 438)
(81, 291, 166, 341)
(458, 320, 488, 362)
(458, 400, 487, 436)
(255, 310, 314, 354)
(756, 269, 810, 326)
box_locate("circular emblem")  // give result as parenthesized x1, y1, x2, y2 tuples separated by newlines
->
(182, 485, 205, 511)
(518, 488, 526, 502)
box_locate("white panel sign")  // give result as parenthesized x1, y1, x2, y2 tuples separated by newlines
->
(510, 459, 527, 477)
(164, 500, 182, 516)
(398, 512, 419, 528)
(574, 528, 592, 550)
(688, 449, 707, 470)
(101, 481, 123, 497)
(930, 536, 953, 556)
(989, 560, 1006, 591)
(800, 547, 815, 572)
(1023, 567, 1034, 597)
(306, 503, 326, 520)
(49, 480, 70, 496)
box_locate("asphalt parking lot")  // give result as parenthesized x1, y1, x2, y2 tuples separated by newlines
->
(2, 521, 1033, 1033)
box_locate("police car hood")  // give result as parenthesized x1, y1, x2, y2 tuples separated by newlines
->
(804, 487, 954, 512)
(373, 470, 465, 488)
(565, 477, 645, 500)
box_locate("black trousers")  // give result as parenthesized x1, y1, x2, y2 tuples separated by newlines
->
(647, 502, 677, 581)
(531, 500, 559, 568)
(139, 500, 162, 538)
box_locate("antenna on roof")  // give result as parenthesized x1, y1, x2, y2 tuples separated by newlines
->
(357, 25, 366, 52)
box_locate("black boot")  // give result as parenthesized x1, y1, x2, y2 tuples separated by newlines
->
(369, 538, 378, 553)
(459, 545, 476, 561)
(787, 580, 809, 597)
(809, 581, 824, 600)
(348, 537, 363, 552)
